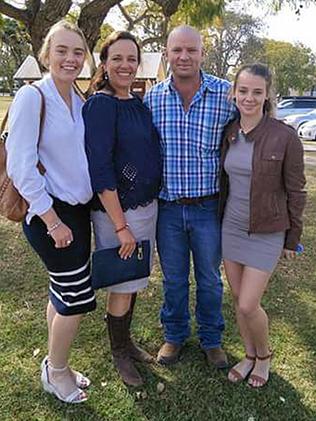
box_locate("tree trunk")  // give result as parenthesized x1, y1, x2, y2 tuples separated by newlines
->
(152, 0, 181, 17)
(78, 0, 122, 53)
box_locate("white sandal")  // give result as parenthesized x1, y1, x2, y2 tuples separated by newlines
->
(41, 360, 87, 404)
(41, 356, 91, 389)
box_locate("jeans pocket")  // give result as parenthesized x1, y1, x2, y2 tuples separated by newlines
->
(198, 198, 218, 211)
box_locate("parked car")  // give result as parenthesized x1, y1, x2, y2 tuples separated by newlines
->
(283, 109, 316, 130)
(276, 97, 316, 120)
(298, 120, 316, 141)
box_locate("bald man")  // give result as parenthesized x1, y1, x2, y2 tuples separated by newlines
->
(144, 26, 234, 368)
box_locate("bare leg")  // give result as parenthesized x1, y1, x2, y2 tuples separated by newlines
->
(47, 311, 83, 398)
(107, 292, 132, 316)
(238, 267, 272, 387)
(224, 260, 256, 382)
(224, 260, 256, 356)
(47, 300, 56, 350)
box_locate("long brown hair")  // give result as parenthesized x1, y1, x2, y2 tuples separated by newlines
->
(88, 31, 141, 96)
(233, 63, 275, 116)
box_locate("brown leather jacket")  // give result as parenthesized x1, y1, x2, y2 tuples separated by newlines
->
(219, 114, 306, 250)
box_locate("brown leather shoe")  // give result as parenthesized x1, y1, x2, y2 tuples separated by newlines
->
(157, 342, 182, 365)
(203, 347, 228, 369)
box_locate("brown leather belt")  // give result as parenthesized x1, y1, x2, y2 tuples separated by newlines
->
(170, 193, 219, 205)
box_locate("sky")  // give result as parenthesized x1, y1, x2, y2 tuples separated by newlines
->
(255, 3, 316, 53)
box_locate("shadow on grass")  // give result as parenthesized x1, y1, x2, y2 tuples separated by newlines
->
(135, 352, 316, 421)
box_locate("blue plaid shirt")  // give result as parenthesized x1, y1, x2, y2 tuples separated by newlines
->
(144, 71, 235, 201)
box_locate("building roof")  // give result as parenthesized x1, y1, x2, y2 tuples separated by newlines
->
(14, 52, 165, 81)
(14, 55, 42, 80)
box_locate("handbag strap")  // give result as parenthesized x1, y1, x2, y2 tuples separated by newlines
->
(1, 84, 46, 140)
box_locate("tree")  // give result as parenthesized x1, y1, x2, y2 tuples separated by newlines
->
(260, 39, 316, 95)
(202, 10, 262, 78)
(0, 0, 213, 57)
(117, 0, 225, 51)
(0, 18, 31, 93)
(0, 0, 122, 56)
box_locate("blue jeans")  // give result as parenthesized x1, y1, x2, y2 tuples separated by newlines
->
(157, 199, 224, 349)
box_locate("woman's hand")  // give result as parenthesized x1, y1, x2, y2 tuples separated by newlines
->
(282, 248, 296, 260)
(49, 222, 74, 249)
(117, 227, 136, 259)
(40, 208, 73, 249)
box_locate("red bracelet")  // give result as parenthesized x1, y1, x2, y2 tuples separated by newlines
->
(115, 223, 130, 234)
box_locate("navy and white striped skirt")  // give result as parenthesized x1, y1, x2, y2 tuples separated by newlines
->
(23, 197, 96, 316)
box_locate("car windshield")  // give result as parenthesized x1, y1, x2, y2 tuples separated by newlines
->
(278, 101, 292, 109)
(277, 99, 316, 109)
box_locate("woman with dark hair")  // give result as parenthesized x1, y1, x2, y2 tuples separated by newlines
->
(83, 31, 161, 387)
(219, 63, 306, 387)
(6, 20, 96, 403)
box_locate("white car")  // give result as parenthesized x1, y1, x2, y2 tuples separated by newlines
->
(283, 109, 316, 130)
(297, 120, 316, 141)
(276, 98, 316, 120)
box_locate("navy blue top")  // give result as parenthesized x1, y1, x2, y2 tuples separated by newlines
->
(83, 93, 162, 212)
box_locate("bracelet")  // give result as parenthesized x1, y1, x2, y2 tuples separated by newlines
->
(47, 220, 62, 236)
(115, 223, 130, 234)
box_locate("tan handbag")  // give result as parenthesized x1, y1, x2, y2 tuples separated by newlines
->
(0, 85, 46, 222)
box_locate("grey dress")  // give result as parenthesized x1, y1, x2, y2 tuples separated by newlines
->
(222, 131, 284, 273)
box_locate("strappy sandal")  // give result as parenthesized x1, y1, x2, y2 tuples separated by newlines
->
(228, 354, 256, 383)
(41, 356, 91, 389)
(248, 351, 274, 388)
(41, 360, 87, 403)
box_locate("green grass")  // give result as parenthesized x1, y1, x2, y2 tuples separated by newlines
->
(0, 97, 315, 420)
(0, 96, 12, 123)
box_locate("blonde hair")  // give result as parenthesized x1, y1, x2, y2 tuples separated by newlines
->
(38, 20, 92, 70)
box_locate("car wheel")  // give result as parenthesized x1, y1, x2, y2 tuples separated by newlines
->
(297, 122, 307, 132)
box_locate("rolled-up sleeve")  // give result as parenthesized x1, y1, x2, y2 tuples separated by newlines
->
(83, 95, 117, 193)
(6, 85, 53, 220)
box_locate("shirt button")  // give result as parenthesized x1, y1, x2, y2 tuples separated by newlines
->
(271, 155, 276, 159)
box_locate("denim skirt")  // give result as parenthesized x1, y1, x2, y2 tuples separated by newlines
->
(23, 197, 96, 316)
(91, 200, 158, 293)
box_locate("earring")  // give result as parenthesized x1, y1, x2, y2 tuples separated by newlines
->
(104, 71, 109, 81)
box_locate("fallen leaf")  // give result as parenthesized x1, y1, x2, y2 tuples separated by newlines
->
(157, 382, 165, 394)
(33, 348, 40, 357)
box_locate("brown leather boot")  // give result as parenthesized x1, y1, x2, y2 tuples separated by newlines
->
(107, 311, 143, 387)
(157, 342, 182, 365)
(202, 347, 228, 369)
(126, 293, 154, 363)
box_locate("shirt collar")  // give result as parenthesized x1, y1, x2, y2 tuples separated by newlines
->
(162, 70, 219, 94)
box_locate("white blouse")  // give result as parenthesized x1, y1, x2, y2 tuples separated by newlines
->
(6, 74, 93, 223)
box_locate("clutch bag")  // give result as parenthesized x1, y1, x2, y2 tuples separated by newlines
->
(91, 240, 150, 289)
